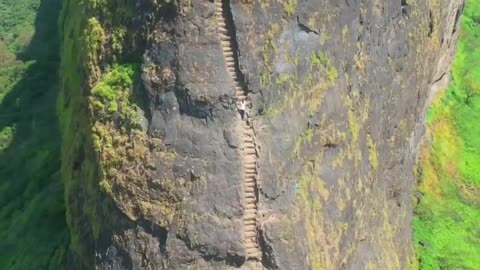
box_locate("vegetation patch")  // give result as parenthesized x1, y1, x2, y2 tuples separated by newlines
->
(0, 0, 68, 269)
(414, 1, 480, 268)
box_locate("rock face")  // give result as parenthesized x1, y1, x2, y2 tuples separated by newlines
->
(60, 0, 463, 269)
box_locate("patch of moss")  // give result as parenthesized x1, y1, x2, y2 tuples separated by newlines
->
(282, 0, 297, 17)
(261, 23, 281, 87)
(367, 134, 379, 171)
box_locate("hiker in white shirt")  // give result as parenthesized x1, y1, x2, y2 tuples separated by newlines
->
(238, 100, 246, 120)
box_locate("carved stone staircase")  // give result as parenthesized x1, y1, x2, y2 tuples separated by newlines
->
(214, 0, 262, 266)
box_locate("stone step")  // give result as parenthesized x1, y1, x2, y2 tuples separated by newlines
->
(244, 140, 254, 146)
(221, 41, 231, 46)
(246, 251, 262, 258)
(244, 207, 257, 213)
(244, 162, 256, 168)
(244, 143, 255, 149)
(243, 147, 255, 152)
(245, 241, 259, 247)
(244, 155, 256, 161)
(244, 182, 256, 188)
(245, 180, 257, 187)
(244, 148, 257, 154)
(243, 130, 254, 136)
(245, 221, 257, 227)
(245, 197, 256, 204)
(246, 248, 261, 254)
(244, 219, 257, 225)
(215, 2, 222, 7)
(246, 252, 261, 259)
(245, 242, 259, 249)
(220, 33, 230, 40)
(243, 134, 254, 140)
(245, 192, 256, 198)
(244, 231, 257, 238)
(244, 188, 256, 194)
(245, 249, 260, 256)
(219, 28, 228, 35)
(244, 220, 256, 226)
(244, 173, 256, 179)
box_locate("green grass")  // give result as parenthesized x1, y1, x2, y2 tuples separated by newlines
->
(414, 1, 480, 268)
(0, 0, 68, 269)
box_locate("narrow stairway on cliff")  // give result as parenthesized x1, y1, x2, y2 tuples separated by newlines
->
(214, 0, 263, 268)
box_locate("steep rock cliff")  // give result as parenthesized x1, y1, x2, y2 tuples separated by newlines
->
(59, 0, 463, 269)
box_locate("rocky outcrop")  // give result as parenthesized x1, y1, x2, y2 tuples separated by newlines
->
(60, 0, 463, 269)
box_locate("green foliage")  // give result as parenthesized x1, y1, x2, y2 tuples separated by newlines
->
(58, 0, 145, 266)
(0, 0, 68, 269)
(414, 1, 480, 268)
(310, 52, 338, 84)
(91, 64, 141, 126)
(99, 179, 113, 195)
(282, 0, 297, 17)
(0, 126, 15, 151)
(0, 0, 37, 54)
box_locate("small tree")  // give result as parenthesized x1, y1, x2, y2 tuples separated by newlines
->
(464, 71, 480, 104)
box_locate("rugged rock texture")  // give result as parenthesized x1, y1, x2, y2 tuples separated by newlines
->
(60, 0, 463, 269)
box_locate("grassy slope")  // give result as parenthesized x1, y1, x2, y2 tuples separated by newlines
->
(0, 0, 68, 269)
(414, 1, 480, 269)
